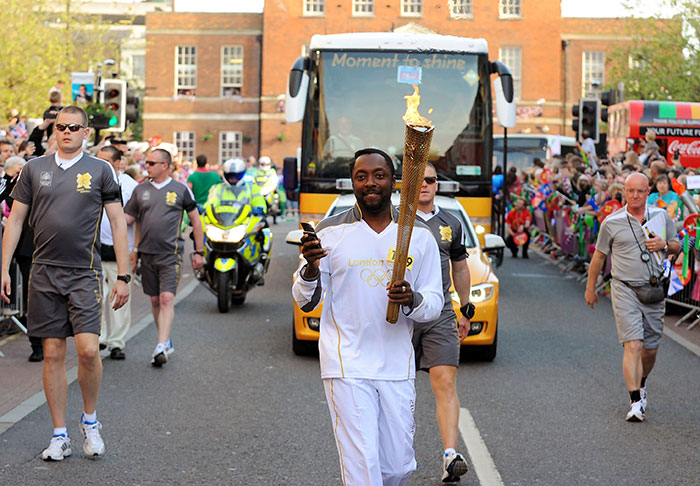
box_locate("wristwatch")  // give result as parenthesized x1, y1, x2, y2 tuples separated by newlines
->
(460, 302, 476, 320)
(663, 242, 669, 253)
(194, 250, 204, 256)
(117, 274, 131, 284)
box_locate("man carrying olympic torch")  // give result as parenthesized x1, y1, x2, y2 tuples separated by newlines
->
(292, 147, 443, 485)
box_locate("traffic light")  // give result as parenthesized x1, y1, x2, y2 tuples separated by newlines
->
(578, 98, 600, 143)
(571, 101, 580, 134)
(125, 88, 139, 125)
(100, 79, 126, 132)
(600, 89, 618, 124)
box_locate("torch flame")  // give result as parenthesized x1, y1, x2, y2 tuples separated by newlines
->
(403, 84, 432, 127)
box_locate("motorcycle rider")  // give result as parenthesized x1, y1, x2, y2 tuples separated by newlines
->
(203, 158, 270, 282)
(253, 156, 280, 223)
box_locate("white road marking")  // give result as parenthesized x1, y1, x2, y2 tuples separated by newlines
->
(459, 407, 505, 486)
(511, 272, 559, 278)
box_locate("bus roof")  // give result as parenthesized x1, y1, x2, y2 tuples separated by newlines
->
(612, 100, 700, 128)
(309, 32, 489, 54)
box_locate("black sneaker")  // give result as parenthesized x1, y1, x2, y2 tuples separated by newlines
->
(109, 347, 125, 360)
(99, 343, 107, 351)
(28, 349, 44, 362)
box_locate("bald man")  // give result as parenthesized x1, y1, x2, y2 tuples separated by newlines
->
(585, 173, 679, 422)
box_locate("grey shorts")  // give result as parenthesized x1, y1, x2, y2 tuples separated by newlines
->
(140, 252, 182, 296)
(27, 264, 103, 338)
(611, 279, 665, 349)
(412, 308, 460, 371)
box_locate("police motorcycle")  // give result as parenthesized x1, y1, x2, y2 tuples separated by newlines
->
(197, 159, 273, 313)
(253, 156, 281, 224)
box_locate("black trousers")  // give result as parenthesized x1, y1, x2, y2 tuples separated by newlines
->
(506, 235, 530, 257)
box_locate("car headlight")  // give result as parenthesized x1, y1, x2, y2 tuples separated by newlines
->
(470, 283, 494, 302)
(307, 318, 321, 331)
(475, 224, 486, 235)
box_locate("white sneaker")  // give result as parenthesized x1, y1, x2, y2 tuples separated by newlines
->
(41, 435, 72, 461)
(151, 343, 168, 367)
(79, 418, 105, 456)
(640, 386, 647, 410)
(442, 451, 468, 482)
(165, 338, 175, 356)
(625, 401, 646, 422)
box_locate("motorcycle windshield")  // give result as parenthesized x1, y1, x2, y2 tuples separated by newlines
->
(212, 186, 251, 228)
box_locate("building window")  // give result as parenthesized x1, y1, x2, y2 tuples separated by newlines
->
(449, 0, 472, 18)
(175, 131, 195, 162)
(222, 45, 244, 97)
(303, 0, 324, 16)
(176, 46, 197, 96)
(499, 47, 522, 100)
(499, 0, 521, 18)
(220, 131, 242, 161)
(582, 51, 605, 97)
(132, 55, 145, 79)
(353, 0, 373, 16)
(401, 0, 422, 16)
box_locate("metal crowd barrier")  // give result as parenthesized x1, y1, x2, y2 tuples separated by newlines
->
(532, 206, 700, 331)
(0, 260, 27, 334)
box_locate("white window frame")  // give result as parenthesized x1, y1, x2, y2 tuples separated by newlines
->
(499, 0, 522, 19)
(221, 45, 244, 97)
(449, 0, 473, 19)
(352, 0, 374, 17)
(174, 131, 196, 162)
(499, 47, 522, 101)
(220, 131, 243, 161)
(131, 54, 145, 79)
(175, 46, 197, 96)
(401, 0, 422, 17)
(303, 0, 324, 16)
(582, 51, 605, 98)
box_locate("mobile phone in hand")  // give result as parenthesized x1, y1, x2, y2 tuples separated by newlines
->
(300, 221, 319, 241)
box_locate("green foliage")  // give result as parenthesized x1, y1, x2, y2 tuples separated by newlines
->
(607, 0, 700, 101)
(0, 0, 120, 122)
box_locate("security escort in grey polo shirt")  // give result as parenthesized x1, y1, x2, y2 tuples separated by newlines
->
(413, 206, 468, 370)
(124, 178, 197, 296)
(595, 205, 678, 348)
(8, 152, 122, 337)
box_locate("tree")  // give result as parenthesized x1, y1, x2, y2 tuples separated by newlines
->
(0, 0, 119, 122)
(607, 0, 700, 101)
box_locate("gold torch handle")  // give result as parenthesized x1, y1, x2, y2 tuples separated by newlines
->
(387, 124, 434, 323)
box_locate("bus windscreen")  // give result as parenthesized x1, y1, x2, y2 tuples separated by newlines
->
(306, 51, 489, 186)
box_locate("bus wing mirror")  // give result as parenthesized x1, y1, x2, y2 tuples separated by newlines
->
(490, 61, 516, 128)
(286, 56, 311, 123)
(283, 156, 298, 191)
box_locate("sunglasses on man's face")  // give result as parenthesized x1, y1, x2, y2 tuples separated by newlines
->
(423, 176, 437, 184)
(55, 123, 85, 133)
(145, 161, 165, 167)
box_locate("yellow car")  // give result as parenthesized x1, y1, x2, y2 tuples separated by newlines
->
(286, 192, 505, 361)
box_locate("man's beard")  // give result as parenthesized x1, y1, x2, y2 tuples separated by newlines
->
(356, 188, 391, 214)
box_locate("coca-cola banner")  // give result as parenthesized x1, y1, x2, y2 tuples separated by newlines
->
(667, 138, 700, 168)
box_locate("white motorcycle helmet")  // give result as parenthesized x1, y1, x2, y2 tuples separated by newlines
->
(258, 156, 272, 168)
(223, 158, 247, 185)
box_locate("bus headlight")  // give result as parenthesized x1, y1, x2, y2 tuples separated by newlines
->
(470, 283, 494, 302)
(475, 225, 486, 235)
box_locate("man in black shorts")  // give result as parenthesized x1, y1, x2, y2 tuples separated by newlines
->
(1, 105, 130, 461)
(124, 148, 204, 367)
(414, 162, 473, 482)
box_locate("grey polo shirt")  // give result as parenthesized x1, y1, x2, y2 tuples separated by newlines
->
(595, 205, 678, 285)
(124, 178, 197, 255)
(417, 206, 468, 311)
(10, 153, 121, 269)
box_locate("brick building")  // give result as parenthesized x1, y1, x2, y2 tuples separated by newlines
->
(260, 0, 634, 162)
(143, 2, 635, 163)
(143, 12, 263, 165)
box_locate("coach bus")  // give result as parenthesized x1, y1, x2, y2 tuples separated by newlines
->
(607, 100, 700, 168)
(284, 32, 516, 233)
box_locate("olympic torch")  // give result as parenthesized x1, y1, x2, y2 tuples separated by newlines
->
(386, 85, 435, 324)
